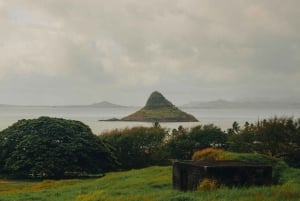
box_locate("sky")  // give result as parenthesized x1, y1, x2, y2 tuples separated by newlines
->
(0, 0, 300, 106)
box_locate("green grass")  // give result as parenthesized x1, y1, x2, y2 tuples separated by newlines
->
(0, 165, 300, 201)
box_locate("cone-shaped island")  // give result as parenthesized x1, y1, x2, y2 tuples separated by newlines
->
(121, 91, 198, 122)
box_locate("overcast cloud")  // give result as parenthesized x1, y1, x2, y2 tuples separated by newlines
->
(0, 0, 299, 105)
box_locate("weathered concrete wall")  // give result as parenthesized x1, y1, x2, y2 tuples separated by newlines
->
(173, 160, 272, 191)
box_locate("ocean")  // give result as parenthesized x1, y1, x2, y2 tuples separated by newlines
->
(0, 106, 300, 134)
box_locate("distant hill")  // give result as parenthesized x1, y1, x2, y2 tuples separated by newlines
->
(87, 101, 127, 108)
(121, 91, 198, 122)
(182, 99, 300, 109)
(0, 101, 128, 108)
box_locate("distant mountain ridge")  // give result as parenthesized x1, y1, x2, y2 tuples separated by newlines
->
(182, 99, 300, 109)
(2, 99, 300, 109)
(87, 101, 127, 108)
(0, 101, 128, 108)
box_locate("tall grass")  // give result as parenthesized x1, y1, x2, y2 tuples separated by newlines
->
(192, 148, 226, 161)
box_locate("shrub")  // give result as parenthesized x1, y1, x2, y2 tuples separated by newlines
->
(100, 126, 168, 169)
(0, 117, 117, 179)
(190, 124, 227, 149)
(197, 178, 218, 191)
(228, 117, 300, 167)
(192, 148, 227, 161)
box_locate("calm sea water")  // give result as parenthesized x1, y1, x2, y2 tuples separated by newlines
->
(0, 106, 300, 134)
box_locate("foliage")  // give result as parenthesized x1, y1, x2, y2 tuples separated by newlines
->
(0, 117, 117, 178)
(228, 117, 300, 167)
(122, 107, 198, 122)
(144, 91, 174, 109)
(190, 124, 227, 149)
(227, 122, 257, 153)
(1, 115, 300, 200)
(100, 126, 168, 169)
(165, 130, 194, 160)
(285, 150, 300, 168)
(165, 124, 226, 160)
(254, 117, 299, 158)
(279, 167, 300, 185)
(227, 121, 240, 135)
(192, 148, 226, 161)
(197, 178, 218, 191)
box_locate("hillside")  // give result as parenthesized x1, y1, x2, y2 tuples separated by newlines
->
(121, 91, 198, 122)
(0, 163, 299, 201)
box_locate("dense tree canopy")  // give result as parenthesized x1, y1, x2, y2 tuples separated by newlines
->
(228, 117, 300, 167)
(0, 117, 117, 178)
(190, 124, 227, 149)
(100, 126, 168, 169)
(165, 124, 227, 160)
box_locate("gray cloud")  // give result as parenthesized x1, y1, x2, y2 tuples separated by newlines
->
(0, 0, 299, 105)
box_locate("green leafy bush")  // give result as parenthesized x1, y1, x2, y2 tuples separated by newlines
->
(0, 117, 117, 179)
(228, 117, 300, 167)
(100, 126, 168, 169)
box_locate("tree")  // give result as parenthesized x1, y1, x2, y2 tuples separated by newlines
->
(165, 124, 226, 160)
(189, 124, 227, 149)
(227, 117, 300, 167)
(165, 131, 194, 160)
(0, 117, 117, 178)
(100, 126, 168, 169)
(227, 121, 240, 135)
(254, 117, 298, 158)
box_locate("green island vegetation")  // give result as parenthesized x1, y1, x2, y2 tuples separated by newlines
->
(120, 91, 198, 122)
(0, 116, 300, 200)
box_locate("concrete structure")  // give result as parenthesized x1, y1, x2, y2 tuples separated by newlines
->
(173, 160, 272, 191)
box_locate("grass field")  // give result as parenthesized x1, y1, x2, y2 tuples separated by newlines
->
(0, 165, 300, 201)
